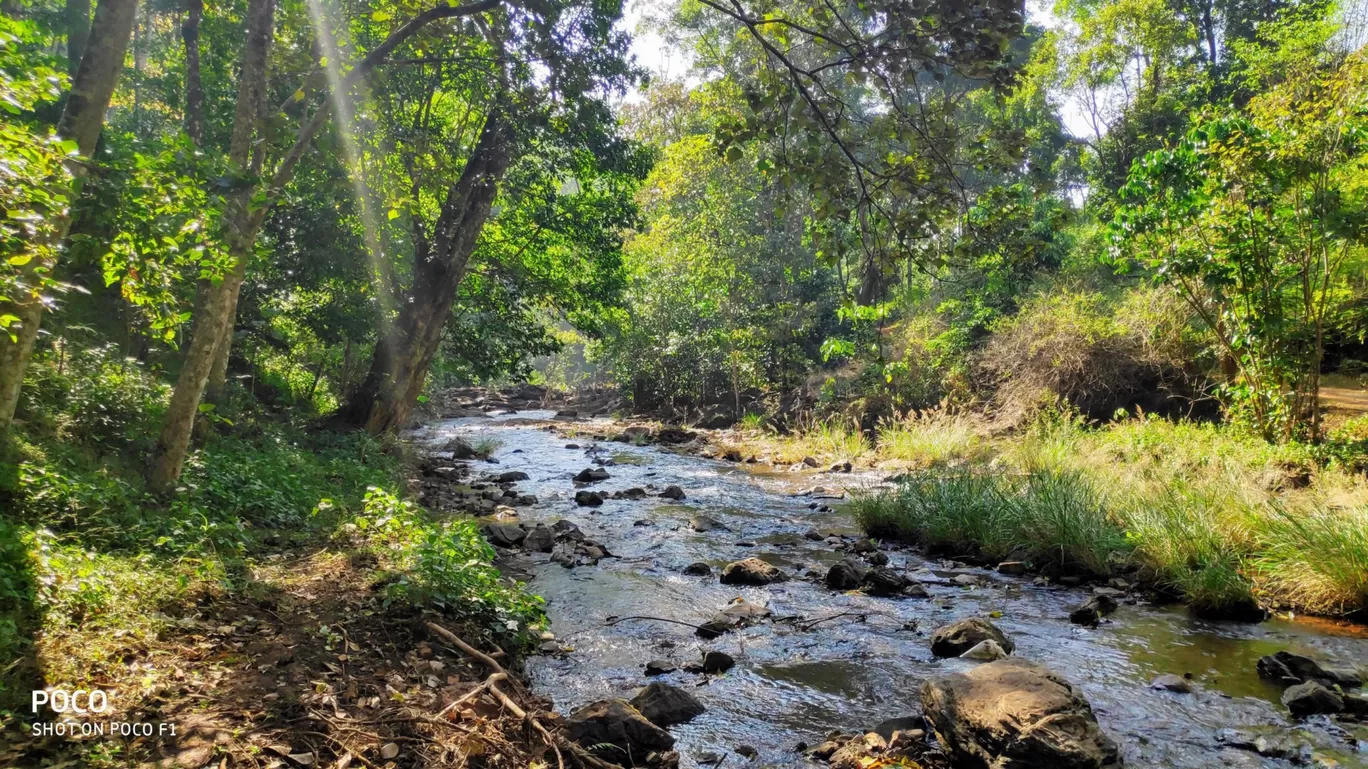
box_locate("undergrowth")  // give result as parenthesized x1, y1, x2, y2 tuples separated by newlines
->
(0, 354, 544, 719)
(842, 410, 1368, 617)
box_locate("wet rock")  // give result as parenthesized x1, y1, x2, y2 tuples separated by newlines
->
(873, 717, 923, 741)
(697, 601, 771, 638)
(921, 658, 1121, 769)
(630, 683, 705, 726)
(827, 558, 869, 590)
(997, 561, 1027, 576)
(690, 515, 729, 532)
(1282, 681, 1344, 717)
(575, 467, 610, 483)
(735, 744, 758, 760)
(848, 539, 877, 554)
(660, 485, 687, 500)
(829, 461, 853, 473)
(1150, 674, 1191, 693)
(702, 651, 734, 673)
(523, 525, 555, 553)
(1069, 595, 1118, 626)
(930, 617, 1015, 658)
(952, 573, 986, 587)
(645, 660, 677, 676)
(862, 567, 913, 597)
(802, 456, 821, 467)
(804, 528, 824, 541)
(959, 640, 1010, 662)
(682, 562, 712, 576)
(866, 551, 890, 566)
(481, 523, 526, 549)
(491, 470, 529, 482)
(574, 490, 604, 507)
(566, 699, 675, 758)
(719, 557, 787, 586)
(1256, 651, 1362, 689)
(555, 409, 579, 418)
(565, 443, 580, 449)
(443, 436, 477, 459)
(828, 733, 887, 769)
(655, 427, 696, 444)
(614, 487, 649, 500)
(552, 519, 584, 540)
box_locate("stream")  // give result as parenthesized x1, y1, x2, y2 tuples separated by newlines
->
(416, 411, 1368, 769)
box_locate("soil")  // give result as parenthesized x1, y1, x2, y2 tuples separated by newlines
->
(4, 549, 559, 769)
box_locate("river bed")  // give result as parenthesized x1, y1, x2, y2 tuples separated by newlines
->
(416, 411, 1368, 769)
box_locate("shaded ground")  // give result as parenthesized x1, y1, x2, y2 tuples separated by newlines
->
(3, 548, 555, 769)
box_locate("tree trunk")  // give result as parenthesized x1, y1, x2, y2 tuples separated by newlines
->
(339, 110, 513, 434)
(0, 0, 138, 435)
(148, 0, 274, 492)
(66, 0, 92, 75)
(181, 0, 203, 144)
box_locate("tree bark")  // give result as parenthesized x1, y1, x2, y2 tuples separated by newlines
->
(147, 0, 502, 487)
(148, 0, 274, 492)
(181, 0, 204, 145)
(339, 110, 513, 433)
(0, 0, 138, 435)
(66, 0, 92, 75)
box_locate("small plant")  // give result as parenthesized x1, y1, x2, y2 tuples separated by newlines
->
(469, 433, 504, 459)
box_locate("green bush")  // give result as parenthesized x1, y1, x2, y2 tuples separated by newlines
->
(349, 488, 545, 645)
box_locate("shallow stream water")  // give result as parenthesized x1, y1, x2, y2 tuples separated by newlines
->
(417, 411, 1368, 769)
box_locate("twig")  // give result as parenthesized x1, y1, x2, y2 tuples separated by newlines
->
(604, 615, 706, 631)
(794, 611, 867, 631)
(435, 671, 507, 718)
(426, 621, 565, 769)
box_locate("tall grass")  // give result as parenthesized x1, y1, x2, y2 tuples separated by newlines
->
(1254, 506, 1368, 614)
(877, 411, 986, 467)
(852, 468, 1129, 577)
(846, 412, 1368, 616)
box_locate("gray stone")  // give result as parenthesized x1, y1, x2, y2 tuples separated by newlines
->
(930, 617, 1015, 658)
(921, 658, 1121, 769)
(630, 682, 705, 726)
(566, 699, 675, 757)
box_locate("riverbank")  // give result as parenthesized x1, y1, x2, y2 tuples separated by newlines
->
(422, 409, 1368, 769)
(703, 410, 1368, 621)
(0, 398, 558, 767)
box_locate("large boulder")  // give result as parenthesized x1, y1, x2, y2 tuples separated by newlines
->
(481, 523, 526, 549)
(1257, 651, 1362, 689)
(930, 618, 1015, 658)
(629, 683, 706, 727)
(575, 467, 611, 483)
(862, 567, 913, 597)
(921, 658, 1122, 769)
(719, 558, 788, 586)
(523, 524, 554, 553)
(566, 699, 675, 758)
(827, 558, 869, 590)
(443, 436, 478, 459)
(574, 490, 604, 507)
(1281, 681, 1344, 717)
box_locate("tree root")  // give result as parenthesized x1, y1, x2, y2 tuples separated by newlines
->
(425, 621, 569, 769)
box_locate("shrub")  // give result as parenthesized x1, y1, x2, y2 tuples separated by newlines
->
(979, 285, 1203, 424)
(350, 488, 545, 645)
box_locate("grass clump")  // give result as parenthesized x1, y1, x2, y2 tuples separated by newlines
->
(1253, 505, 1368, 615)
(852, 468, 1129, 577)
(876, 411, 986, 468)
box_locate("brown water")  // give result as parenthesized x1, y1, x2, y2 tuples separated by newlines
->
(419, 413, 1368, 769)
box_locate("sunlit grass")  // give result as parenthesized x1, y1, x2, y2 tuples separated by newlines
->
(1253, 505, 1368, 614)
(876, 411, 987, 468)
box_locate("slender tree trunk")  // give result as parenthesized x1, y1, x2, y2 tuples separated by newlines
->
(148, 0, 274, 492)
(339, 111, 513, 434)
(0, 0, 138, 435)
(181, 0, 203, 145)
(66, 0, 91, 75)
